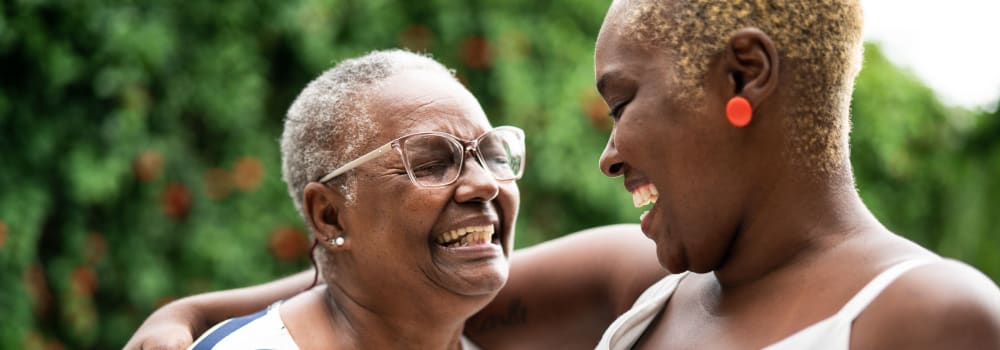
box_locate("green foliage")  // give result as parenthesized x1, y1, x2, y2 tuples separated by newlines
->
(0, 1, 997, 349)
(851, 44, 1000, 275)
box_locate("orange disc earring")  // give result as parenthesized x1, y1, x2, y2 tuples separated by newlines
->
(726, 96, 752, 127)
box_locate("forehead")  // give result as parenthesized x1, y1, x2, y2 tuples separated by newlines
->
(595, 0, 677, 94)
(596, 28, 654, 93)
(369, 69, 492, 142)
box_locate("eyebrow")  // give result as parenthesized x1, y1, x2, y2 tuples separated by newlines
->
(596, 71, 622, 97)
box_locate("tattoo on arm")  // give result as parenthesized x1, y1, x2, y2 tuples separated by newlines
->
(469, 297, 528, 332)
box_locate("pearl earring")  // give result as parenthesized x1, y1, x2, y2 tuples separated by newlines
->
(330, 236, 345, 247)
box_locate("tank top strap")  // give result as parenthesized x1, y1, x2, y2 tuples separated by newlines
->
(598, 272, 690, 349)
(834, 259, 937, 321)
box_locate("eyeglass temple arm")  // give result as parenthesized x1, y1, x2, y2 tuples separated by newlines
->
(318, 143, 393, 183)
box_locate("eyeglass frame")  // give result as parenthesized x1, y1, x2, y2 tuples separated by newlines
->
(317, 125, 525, 188)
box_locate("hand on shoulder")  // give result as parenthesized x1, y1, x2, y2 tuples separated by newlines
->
(123, 299, 198, 350)
(853, 259, 1000, 349)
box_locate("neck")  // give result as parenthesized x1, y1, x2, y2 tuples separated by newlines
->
(711, 167, 885, 289)
(319, 282, 476, 349)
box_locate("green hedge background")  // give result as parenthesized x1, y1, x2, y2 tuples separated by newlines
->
(1, 1, 998, 348)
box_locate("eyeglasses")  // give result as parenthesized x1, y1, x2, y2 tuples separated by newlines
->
(318, 126, 525, 188)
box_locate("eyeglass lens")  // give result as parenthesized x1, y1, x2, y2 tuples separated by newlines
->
(401, 129, 524, 187)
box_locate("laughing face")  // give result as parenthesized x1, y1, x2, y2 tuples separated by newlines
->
(595, 0, 758, 274)
(320, 68, 519, 310)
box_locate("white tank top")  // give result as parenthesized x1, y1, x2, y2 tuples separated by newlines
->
(596, 259, 934, 350)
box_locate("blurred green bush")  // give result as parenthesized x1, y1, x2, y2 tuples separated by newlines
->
(1, 1, 997, 348)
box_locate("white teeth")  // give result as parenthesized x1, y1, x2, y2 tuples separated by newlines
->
(437, 225, 495, 246)
(640, 210, 649, 222)
(631, 184, 659, 208)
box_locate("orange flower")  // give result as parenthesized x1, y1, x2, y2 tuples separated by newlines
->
(25, 264, 52, 318)
(133, 150, 164, 182)
(203, 167, 233, 200)
(0, 220, 7, 250)
(269, 226, 308, 262)
(71, 266, 97, 296)
(161, 183, 192, 219)
(582, 90, 613, 132)
(232, 157, 264, 191)
(462, 36, 493, 69)
(399, 25, 434, 52)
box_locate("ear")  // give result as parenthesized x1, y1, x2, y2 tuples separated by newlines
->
(724, 27, 779, 106)
(302, 182, 348, 248)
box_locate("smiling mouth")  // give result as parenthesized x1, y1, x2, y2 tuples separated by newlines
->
(632, 183, 659, 221)
(435, 225, 496, 248)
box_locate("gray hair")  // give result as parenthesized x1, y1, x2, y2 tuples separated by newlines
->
(281, 49, 457, 221)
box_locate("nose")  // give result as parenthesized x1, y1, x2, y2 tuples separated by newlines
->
(454, 154, 500, 202)
(599, 131, 625, 177)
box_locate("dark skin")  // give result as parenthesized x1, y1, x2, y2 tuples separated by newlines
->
(596, 0, 1000, 348)
(126, 1, 1000, 348)
(291, 68, 531, 349)
(124, 68, 665, 349)
(124, 225, 664, 350)
(465, 225, 665, 348)
(278, 68, 522, 349)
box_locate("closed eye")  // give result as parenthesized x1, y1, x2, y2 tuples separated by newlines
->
(411, 161, 450, 176)
(609, 100, 630, 120)
(487, 156, 510, 165)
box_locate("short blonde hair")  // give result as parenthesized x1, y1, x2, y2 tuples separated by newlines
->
(620, 0, 864, 175)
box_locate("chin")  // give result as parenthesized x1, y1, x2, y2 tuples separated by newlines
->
(661, 259, 690, 275)
(471, 267, 509, 295)
(657, 243, 689, 274)
(461, 279, 507, 298)
(447, 259, 510, 297)
(649, 226, 678, 273)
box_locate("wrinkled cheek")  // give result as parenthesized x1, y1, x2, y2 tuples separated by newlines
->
(502, 184, 520, 213)
(398, 195, 446, 228)
(499, 184, 520, 254)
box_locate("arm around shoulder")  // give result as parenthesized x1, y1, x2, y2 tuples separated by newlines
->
(466, 224, 666, 349)
(124, 296, 206, 350)
(853, 259, 1000, 349)
(124, 269, 316, 350)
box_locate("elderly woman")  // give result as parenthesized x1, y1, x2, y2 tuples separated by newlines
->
(127, 48, 662, 349)
(186, 49, 530, 349)
(159, 49, 662, 349)
(129, 0, 1000, 349)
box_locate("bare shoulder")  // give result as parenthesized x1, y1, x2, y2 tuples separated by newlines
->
(853, 258, 1000, 349)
